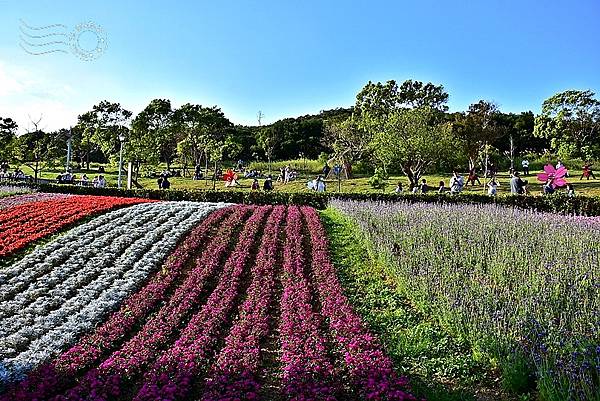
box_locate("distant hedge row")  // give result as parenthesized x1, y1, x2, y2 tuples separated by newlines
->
(24, 183, 600, 216)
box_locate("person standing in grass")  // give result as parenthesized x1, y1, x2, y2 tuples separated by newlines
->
(580, 162, 596, 180)
(263, 175, 274, 191)
(521, 159, 530, 175)
(161, 176, 171, 189)
(487, 179, 498, 196)
(316, 175, 326, 192)
(510, 172, 525, 194)
(466, 168, 482, 186)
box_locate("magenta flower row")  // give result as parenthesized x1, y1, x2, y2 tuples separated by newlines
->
(132, 206, 273, 401)
(56, 206, 254, 401)
(279, 206, 338, 401)
(301, 206, 418, 401)
(201, 205, 286, 401)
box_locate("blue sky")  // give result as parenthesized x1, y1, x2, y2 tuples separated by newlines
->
(0, 0, 599, 132)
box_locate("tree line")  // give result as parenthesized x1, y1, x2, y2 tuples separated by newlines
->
(1, 80, 599, 186)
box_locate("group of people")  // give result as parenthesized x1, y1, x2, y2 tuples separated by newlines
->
(277, 165, 298, 184)
(251, 175, 274, 191)
(56, 171, 107, 187)
(1, 168, 28, 180)
(395, 171, 469, 195)
(156, 173, 171, 189)
(393, 166, 578, 197)
(307, 176, 327, 192)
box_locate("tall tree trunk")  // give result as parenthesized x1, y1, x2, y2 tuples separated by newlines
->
(205, 150, 209, 186)
(86, 136, 90, 170)
(212, 159, 217, 190)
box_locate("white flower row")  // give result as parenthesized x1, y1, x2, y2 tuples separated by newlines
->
(0, 201, 229, 384)
(0, 204, 135, 294)
(0, 205, 173, 337)
(0, 204, 156, 313)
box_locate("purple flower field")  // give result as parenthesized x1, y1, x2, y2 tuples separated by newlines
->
(333, 199, 600, 401)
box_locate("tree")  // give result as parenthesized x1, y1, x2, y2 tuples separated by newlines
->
(77, 101, 133, 168)
(453, 101, 505, 171)
(130, 99, 176, 169)
(0, 117, 18, 162)
(173, 104, 232, 175)
(257, 126, 278, 173)
(353, 79, 450, 173)
(369, 107, 455, 188)
(534, 90, 600, 159)
(322, 116, 371, 168)
(355, 79, 449, 118)
(14, 116, 62, 181)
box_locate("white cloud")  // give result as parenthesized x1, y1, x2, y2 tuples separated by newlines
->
(0, 62, 25, 96)
(0, 60, 80, 133)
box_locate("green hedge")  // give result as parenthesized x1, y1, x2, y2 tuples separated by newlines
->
(25, 183, 600, 215)
(35, 184, 329, 209)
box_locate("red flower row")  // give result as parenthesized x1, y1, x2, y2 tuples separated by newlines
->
(0, 195, 152, 258)
(133, 206, 273, 401)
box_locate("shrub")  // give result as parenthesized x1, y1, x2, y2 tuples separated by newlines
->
(16, 182, 600, 215)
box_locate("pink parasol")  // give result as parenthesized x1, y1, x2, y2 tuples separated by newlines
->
(537, 164, 568, 188)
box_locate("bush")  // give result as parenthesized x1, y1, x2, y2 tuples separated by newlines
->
(248, 159, 324, 174)
(35, 184, 330, 209)
(20, 182, 600, 215)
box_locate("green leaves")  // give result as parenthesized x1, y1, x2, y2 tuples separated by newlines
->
(534, 90, 600, 159)
(0, 117, 18, 161)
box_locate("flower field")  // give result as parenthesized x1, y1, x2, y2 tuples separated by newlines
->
(0, 193, 417, 401)
(0, 195, 153, 258)
(333, 200, 600, 401)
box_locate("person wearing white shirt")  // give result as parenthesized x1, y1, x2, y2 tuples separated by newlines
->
(316, 176, 326, 192)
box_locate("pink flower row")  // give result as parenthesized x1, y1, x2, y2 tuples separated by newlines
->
(133, 206, 272, 401)
(279, 206, 338, 401)
(200, 205, 286, 401)
(0, 192, 70, 210)
(54, 206, 254, 401)
(301, 206, 418, 401)
(1, 206, 235, 401)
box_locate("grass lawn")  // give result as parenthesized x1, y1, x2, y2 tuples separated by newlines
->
(11, 163, 600, 197)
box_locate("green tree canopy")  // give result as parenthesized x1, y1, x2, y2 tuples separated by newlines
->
(130, 99, 176, 168)
(534, 90, 600, 159)
(355, 79, 449, 119)
(77, 101, 133, 167)
(173, 103, 232, 168)
(0, 117, 18, 162)
(369, 107, 455, 187)
(452, 100, 505, 170)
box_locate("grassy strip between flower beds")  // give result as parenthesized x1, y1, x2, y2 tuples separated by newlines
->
(319, 207, 519, 401)
(12, 182, 600, 215)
